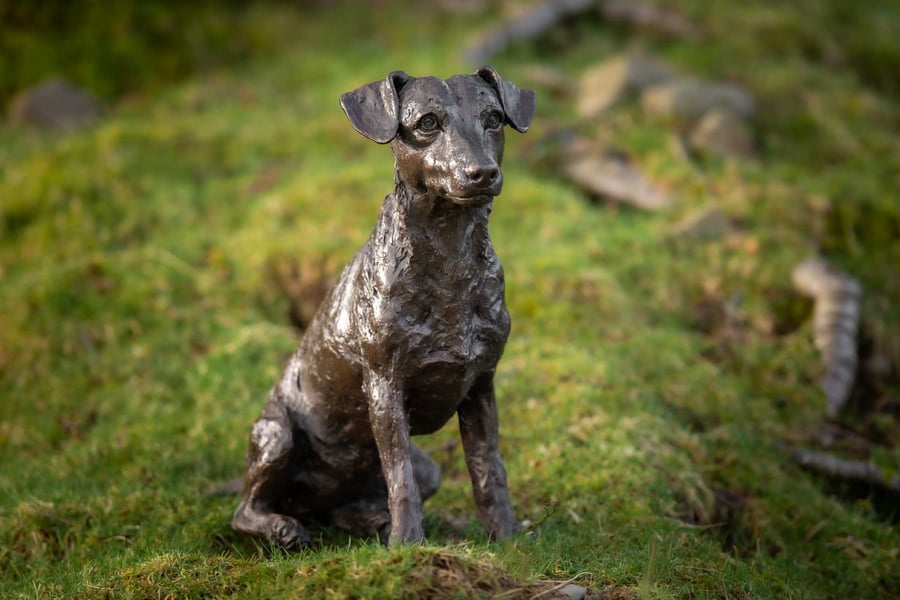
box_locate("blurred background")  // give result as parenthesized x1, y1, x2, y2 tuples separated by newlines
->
(1, 1, 898, 598)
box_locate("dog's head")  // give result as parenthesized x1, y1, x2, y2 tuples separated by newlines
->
(340, 67, 535, 207)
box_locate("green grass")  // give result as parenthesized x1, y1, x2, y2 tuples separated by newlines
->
(1, 1, 898, 598)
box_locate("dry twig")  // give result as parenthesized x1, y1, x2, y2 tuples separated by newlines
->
(788, 446, 900, 497)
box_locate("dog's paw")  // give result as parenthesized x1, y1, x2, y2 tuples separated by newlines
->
(376, 519, 392, 546)
(484, 505, 519, 540)
(270, 514, 310, 550)
(387, 518, 425, 546)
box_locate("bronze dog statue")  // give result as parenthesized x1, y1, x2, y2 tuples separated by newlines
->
(231, 67, 535, 548)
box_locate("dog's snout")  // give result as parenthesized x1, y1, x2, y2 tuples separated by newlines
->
(464, 164, 500, 185)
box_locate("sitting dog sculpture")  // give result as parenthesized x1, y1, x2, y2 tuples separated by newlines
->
(231, 67, 535, 548)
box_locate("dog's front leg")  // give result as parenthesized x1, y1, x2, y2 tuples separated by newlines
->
(458, 373, 518, 539)
(364, 371, 424, 545)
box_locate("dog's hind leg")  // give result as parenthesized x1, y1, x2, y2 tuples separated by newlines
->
(330, 496, 392, 544)
(232, 395, 311, 549)
(411, 442, 441, 501)
(329, 443, 440, 544)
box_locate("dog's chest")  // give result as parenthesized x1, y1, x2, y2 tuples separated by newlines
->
(394, 267, 508, 434)
(401, 268, 507, 367)
(369, 240, 509, 384)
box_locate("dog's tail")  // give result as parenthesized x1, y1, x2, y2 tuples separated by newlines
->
(203, 477, 244, 497)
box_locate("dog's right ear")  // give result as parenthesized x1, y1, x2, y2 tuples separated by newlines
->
(476, 66, 536, 134)
(340, 71, 412, 144)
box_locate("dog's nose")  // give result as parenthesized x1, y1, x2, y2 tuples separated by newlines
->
(464, 164, 500, 185)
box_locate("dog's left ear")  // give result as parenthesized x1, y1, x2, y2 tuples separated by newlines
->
(476, 66, 536, 133)
(340, 71, 413, 144)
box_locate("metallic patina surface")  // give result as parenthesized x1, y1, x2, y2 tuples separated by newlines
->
(231, 67, 535, 548)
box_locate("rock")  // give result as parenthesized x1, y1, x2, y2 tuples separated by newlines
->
(670, 206, 730, 240)
(522, 65, 579, 99)
(561, 139, 672, 210)
(9, 78, 102, 130)
(556, 583, 588, 599)
(577, 53, 676, 117)
(688, 108, 758, 159)
(641, 78, 756, 123)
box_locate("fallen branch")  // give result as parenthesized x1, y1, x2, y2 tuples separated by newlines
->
(787, 446, 900, 497)
(599, 0, 697, 38)
(464, 0, 697, 64)
(792, 257, 862, 420)
(464, 0, 595, 64)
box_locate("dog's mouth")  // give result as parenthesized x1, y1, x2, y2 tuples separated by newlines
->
(450, 194, 494, 207)
(440, 192, 496, 208)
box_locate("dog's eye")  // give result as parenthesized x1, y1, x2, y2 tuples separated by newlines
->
(417, 114, 440, 132)
(483, 111, 503, 130)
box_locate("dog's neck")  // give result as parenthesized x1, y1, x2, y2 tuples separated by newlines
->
(383, 178, 492, 261)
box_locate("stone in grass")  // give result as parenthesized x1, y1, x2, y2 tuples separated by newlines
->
(641, 77, 756, 124)
(8, 78, 102, 130)
(689, 108, 758, 159)
(562, 139, 672, 210)
(556, 583, 588, 599)
(577, 53, 676, 118)
(522, 64, 579, 99)
(670, 206, 730, 240)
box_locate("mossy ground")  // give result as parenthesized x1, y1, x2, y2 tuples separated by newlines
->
(1, 1, 898, 598)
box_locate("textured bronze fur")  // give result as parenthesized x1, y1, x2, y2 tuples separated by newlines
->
(231, 67, 535, 548)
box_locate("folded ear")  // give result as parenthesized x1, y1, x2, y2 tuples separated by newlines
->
(340, 71, 413, 144)
(476, 66, 536, 133)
